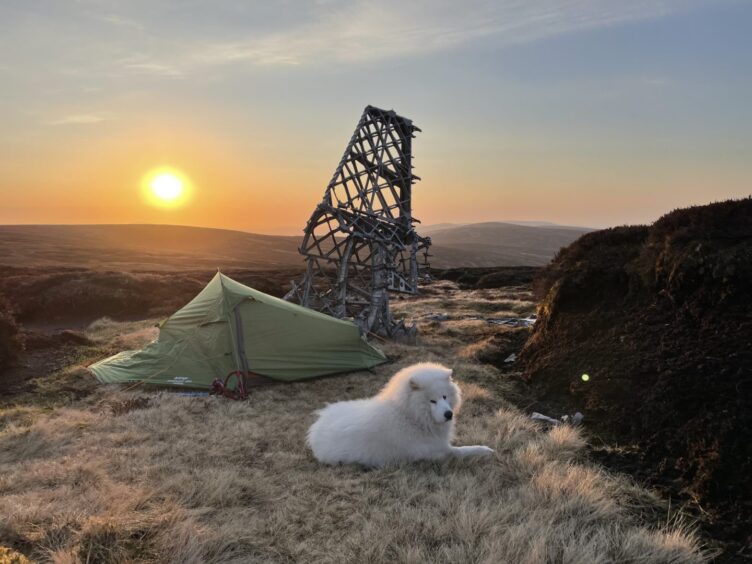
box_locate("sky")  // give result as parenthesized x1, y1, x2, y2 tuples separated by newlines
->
(1, 0, 751, 234)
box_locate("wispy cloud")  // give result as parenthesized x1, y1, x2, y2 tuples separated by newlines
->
(88, 12, 145, 32)
(46, 113, 114, 126)
(122, 61, 184, 77)
(0, 0, 718, 83)
(62, 0, 710, 77)
(194, 0, 705, 67)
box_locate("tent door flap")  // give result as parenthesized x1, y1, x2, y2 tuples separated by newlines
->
(233, 304, 251, 377)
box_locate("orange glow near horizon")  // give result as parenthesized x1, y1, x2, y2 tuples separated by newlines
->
(1, 113, 749, 235)
(2, 3, 752, 236)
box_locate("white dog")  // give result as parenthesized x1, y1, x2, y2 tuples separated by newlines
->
(308, 362, 494, 467)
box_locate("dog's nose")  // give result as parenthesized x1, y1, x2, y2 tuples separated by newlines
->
(444, 410, 453, 421)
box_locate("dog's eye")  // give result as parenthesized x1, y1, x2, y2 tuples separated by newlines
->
(430, 400, 436, 404)
(443, 395, 447, 400)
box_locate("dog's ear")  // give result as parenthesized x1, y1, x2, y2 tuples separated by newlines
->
(446, 369, 454, 381)
(409, 379, 420, 391)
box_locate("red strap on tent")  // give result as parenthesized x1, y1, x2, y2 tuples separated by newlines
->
(210, 371, 248, 400)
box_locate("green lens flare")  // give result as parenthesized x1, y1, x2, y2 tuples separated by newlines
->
(581, 374, 590, 382)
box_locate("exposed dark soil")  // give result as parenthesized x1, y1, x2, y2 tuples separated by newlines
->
(472, 330, 531, 367)
(520, 198, 752, 561)
(0, 332, 92, 397)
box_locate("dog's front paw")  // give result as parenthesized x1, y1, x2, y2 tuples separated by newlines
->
(452, 445, 496, 459)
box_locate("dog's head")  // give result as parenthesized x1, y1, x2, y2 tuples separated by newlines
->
(407, 363, 462, 425)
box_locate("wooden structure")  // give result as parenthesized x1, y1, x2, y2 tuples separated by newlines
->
(285, 105, 431, 338)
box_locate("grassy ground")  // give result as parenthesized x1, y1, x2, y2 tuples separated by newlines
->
(0, 281, 706, 563)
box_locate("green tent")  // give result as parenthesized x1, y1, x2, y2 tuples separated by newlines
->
(90, 272, 387, 388)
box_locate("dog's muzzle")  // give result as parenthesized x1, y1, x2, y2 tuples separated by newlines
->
(444, 410, 453, 421)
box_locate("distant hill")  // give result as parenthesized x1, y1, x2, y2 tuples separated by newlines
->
(422, 221, 591, 235)
(499, 221, 592, 230)
(0, 225, 303, 271)
(0, 222, 592, 271)
(427, 222, 592, 267)
(420, 222, 468, 234)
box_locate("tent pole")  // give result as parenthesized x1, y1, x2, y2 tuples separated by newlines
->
(233, 304, 251, 395)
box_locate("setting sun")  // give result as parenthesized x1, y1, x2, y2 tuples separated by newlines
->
(142, 168, 191, 208)
(151, 173, 183, 201)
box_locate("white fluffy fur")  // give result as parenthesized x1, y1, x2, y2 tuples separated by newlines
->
(308, 362, 494, 467)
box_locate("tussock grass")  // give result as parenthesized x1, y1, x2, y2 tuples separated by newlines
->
(0, 281, 705, 562)
(86, 318, 159, 351)
(393, 292, 535, 321)
(458, 336, 500, 361)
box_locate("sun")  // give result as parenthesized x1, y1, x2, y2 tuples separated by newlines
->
(142, 167, 191, 208)
(151, 173, 183, 201)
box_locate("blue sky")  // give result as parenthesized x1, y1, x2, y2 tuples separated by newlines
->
(1, 0, 750, 232)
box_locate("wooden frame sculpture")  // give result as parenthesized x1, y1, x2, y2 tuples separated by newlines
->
(285, 105, 431, 339)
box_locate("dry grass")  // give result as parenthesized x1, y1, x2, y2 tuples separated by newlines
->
(0, 282, 705, 563)
(458, 337, 500, 361)
(392, 282, 536, 321)
(85, 318, 160, 351)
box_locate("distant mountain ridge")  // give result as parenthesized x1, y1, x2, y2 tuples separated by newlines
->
(0, 222, 593, 271)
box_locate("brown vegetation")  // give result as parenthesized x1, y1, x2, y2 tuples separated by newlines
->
(0, 294, 23, 373)
(522, 198, 752, 558)
(0, 280, 705, 563)
(0, 268, 298, 324)
(0, 225, 302, 271)
(0, 223, 587, 273)
(433, 266, 540, 290)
